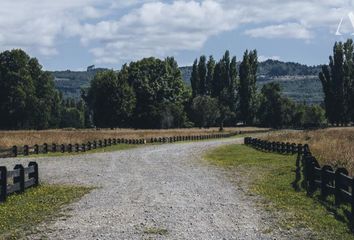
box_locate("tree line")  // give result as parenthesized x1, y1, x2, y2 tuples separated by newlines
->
(0, 49, 89, 129)
(0, 48, 327, 130)
(319, 39, 354, 125)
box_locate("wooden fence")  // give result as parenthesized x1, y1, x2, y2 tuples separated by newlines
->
(0, 162, 39, 202)
(244, 137, 354, 223)
(1, 130, 269, 158)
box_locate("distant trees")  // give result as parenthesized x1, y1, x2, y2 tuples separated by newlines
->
(84, 57, 189, 129)
(191, 96, 220, 128)
(0, 49, 62, 129)
(84, 70, 136, 128)
(239, 50, 258, 125)
(0, 48, 331, 130)
(190, 50, 242, 128)
(319, 39, 354, 125)
(257, 83, 326, 128)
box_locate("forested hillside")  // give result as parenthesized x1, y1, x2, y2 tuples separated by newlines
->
(50, 60, 323, 104)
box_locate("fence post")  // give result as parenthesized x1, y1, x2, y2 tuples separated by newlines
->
(24, 145, 29, 156)
(61, 144, 65, 153)
(43, 143, 48, 154)
(0, 166, 7, 202)
(52, 143, 57, 152)
(335, 168, 349, 206)
(34, 144, 39, 154)
(12, 145, 18, 157)
(14, 164, 25, 193)
(28, 162, 39, 187)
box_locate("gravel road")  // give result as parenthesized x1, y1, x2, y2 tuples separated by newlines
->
(2, 138, 281, 239)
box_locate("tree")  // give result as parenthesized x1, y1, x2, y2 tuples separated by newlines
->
(191, 96, 220, 128)
(257, 83, 283, 128)
(206, 56, 215, 95)
(198, 55, 207, 95)
(85, 70, 136, 128)
(319, 40, 354, 125)
(0, 49, 61, 129)
(191, 59, 200, 98)
(239, 50, 258, 125)
(120, 57, 188, 128)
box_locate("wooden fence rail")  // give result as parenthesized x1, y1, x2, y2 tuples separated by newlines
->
(2, 130, 269, 158)
(244, 137, 354, 223)
(0, 162, 39, 203)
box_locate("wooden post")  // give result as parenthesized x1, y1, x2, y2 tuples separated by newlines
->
(12, 145, 18, 157)
(34, 144, 39, 154)
(52, 143, 57, 152)
(0, 166, 7, 202)
(60, 144, 65, 153)
(28, 162, 39, 187)
(24, 145, 29, 156)
(14, 164, 25, 193)
(43, 143, 48, 154)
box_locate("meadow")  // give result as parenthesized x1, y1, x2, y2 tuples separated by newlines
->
(262, 127, 354, 174)
(0, 127, 267, 149)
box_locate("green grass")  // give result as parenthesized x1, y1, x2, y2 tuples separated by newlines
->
(205, 144, 354, 240)
(22, 144, 138, 158)
(0, 185, 91, 239)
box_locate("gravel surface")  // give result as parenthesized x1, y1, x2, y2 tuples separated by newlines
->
(2, 138, 282, 239)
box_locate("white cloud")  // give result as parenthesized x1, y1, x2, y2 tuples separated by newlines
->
(0, 0, 353, 64)
(244, 23, 314, 40)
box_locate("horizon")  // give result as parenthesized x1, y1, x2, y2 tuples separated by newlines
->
(2, 1, 354, 71)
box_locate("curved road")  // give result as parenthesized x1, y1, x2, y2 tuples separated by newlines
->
(3, 138, 279, 239)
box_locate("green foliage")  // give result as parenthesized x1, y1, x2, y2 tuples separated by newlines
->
(60, 107, 84, 128)
(191, 96, 220, 128)
(206, 145, 354, 240)
(120, 57, 188, 129)
(258, 83, 326, 128)
(85, 70, 136, 128)
(0, 185, 91, 239)
(320, 39, 354, 125)
(239, 50, 258, 125)
(0, 49, 61, 129)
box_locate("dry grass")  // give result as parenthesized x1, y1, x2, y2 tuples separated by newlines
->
(262, 128, 354, 174)
(0, 127, 267, 149)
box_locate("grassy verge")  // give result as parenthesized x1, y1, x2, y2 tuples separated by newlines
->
(205, 144, 354, 240)
(0, 185, 91, 239)
(22, 144, 139, 158)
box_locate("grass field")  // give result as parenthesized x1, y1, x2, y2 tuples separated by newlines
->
(0, 127, 268, 149)
(206, 144, 354, 240)
(262, 128, 354, 174)
(0, 185, 91, 239)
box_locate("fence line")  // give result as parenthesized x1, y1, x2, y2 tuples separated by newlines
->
(244, 137, 354, 224)
(0, 162, 39, 202)
(2, 130, 269, 158)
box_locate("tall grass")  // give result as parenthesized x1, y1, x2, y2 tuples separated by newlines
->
(263, 128, 354, 174)
(0, 127, 267, 149)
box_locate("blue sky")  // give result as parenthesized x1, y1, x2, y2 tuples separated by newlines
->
(1, 0, 354, 70)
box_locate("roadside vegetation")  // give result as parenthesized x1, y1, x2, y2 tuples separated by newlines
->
(0, 127, 265, 149)
(262, 128, 354, 174)
(0, 185, 91, 239)
(206, 144, 354, 240)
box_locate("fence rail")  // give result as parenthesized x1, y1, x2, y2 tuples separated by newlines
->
(0, 162, 39, 202)
(1, 130, 269, 158)
(244, 137, 354, 223)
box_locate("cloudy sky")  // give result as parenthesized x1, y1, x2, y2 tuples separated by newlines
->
(1, 0, 354, 70)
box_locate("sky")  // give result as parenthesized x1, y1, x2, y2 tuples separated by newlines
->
(1, 0, 354, 70)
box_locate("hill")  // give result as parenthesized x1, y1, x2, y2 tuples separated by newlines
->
(51, 60, 324, 104)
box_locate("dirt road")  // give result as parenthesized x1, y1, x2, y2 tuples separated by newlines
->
(2, 138, 279, 239)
